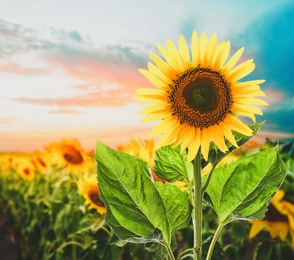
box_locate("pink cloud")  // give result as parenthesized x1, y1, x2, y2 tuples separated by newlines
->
(0, 63, 47, 75)
(16, 54, 152, 107)
(46, 54, 148, 89)
(264, 89, 285, 105)
(0, 116, 16, 124)
(17, 87, 135, 107)
(48, 109, 84, 114)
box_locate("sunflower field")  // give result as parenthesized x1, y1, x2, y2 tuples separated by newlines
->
(0, 137, 294, 260)
(1, 30, 294, 260)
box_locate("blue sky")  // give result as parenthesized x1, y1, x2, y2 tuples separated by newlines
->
(0, 0, 293, 151)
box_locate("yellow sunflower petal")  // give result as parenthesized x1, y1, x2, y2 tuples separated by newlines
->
(199, 33, 209, 66)
(279, 224, 289, 241)
(209, 125, 228, 153)
(181, 127, 199, 155)
(191, 30, 200, 66)
(149, 116, 176, 138)
(231, 85, 260, 95)
(157, 44, 180, 72)
(273, 190, 285, 202)
(187, 128, 201, 162)
(150, 52, 176, 78)
(138, 69, 169, 90)
(135, 88, 167, 104)
(156, 122, 181, 148)
(222, 47, 244, 73)
(233, 79, 265, 87)
(203, 33, 217, 68)
(267, 222, 284, 239)
(212, 41, 231, 71)
(200, 128, 211, 161)
(289, 228, 294, 247)
(231, 103, 263, 116)
(232, 90, 266, 98)
(178, 34, 191, 67)
(172, 124, 188, 148)
(140, 104, 170, 114)
(218, 121, 238, 148)
(226, 59, 255, 82)
(136, 88, 167, 96)
(180, 126, 196, 154)
(141, 109, 171, 122)
(147, 62, 173, 84)
(233, 97, 269, 106)
(225, 114, 253, 136)
(166, 40, 185, 72)
(249, 220, 265, 238)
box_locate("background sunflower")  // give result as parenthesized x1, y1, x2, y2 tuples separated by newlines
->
(77, 174, 106, 215)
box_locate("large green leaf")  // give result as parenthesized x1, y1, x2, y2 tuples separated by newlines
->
(205, 147, 287, 223)
(154, 145, 192, 182)
(155, 182, 192, 233)
(204, 122, 264, 168)
(96, 141, 171, 244)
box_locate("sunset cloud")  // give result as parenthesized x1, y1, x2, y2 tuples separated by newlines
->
(1, 0, 294, 154)
(0, 63, 47, 75)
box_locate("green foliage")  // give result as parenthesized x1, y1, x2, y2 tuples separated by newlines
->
(0, 167, 115, 260)
(155, 182, 193, 234)
(154, 145, 192, 182)
(96, 141, 192, 247)
(202, 235, 224, 260)
(205, 147, 287, 223)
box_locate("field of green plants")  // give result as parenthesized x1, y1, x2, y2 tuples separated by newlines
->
(1, 138, 294, 259)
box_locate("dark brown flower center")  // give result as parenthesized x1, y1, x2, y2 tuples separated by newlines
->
(89, 191, 105, 207)
(24, 168, 30, 175)
(37, 157, 47, 168)
(63, 145, 84, 164)
(264, 203, 288, 223)
(169, 67, 232, 128)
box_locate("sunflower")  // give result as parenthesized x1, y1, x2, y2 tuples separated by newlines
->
(117, 137, 155, 167)
(77, 174, 106, 215)
(0, 153, 13, 174)
(249, 190, 294, 246)
(9, 153, 36, 181)
(135, 30, 268, 161)
(118, 137, 169, 184)
(45, 139, 95, 175)
(30, 150, 51, 173)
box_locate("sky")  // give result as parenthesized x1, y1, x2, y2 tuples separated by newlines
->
(1, 0, 294, 152)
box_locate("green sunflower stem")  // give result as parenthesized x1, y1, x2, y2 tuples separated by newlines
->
(206, 222, 226, 260)
(193, 148, 202, 260)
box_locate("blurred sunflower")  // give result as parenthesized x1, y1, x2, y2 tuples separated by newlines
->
(117, 137, 155, 167)
(118, 137, 168, 184)
(77, 174, 106, 215)
(135, 30, 268, 161)
(30, 150, 51, 173)
(249, 190, 294, 246)
(0, 153, 13, 174)
(10, 153, 36, 181)
(45, 139, 95, 175)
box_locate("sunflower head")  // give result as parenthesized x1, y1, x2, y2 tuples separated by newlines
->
(77, 174, 106, 215)
(45, 139, 96, 175)
(9, 153, 36, 181)
(249, 190, 294, 246)
(30, 150, 51, 173)
(117, 137, 155, 167)
(135, 30, 268, 161)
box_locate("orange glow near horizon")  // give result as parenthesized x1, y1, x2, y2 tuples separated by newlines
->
(1, 127, 293, 154)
